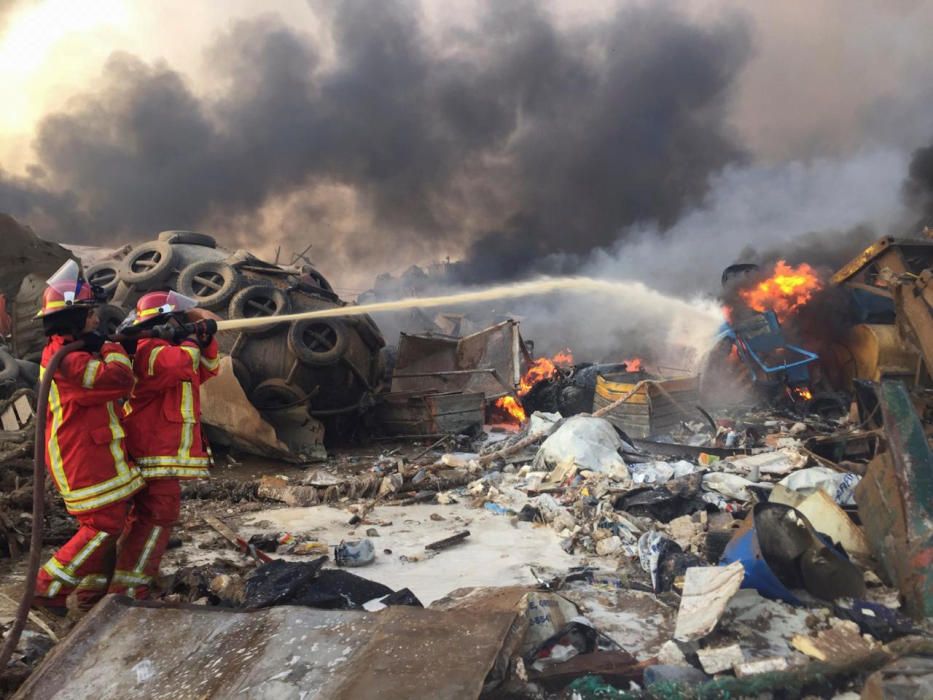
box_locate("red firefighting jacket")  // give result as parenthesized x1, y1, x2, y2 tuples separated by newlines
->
(122, 336, 219, 480)
(41, 336, 145, 514)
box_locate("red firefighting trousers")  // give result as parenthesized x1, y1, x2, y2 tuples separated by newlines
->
(109, 479, 181, 599)
(34, 500, 128, 610)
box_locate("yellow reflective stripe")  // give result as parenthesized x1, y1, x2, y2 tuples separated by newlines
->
(199, 353, 219, 371)
(147, 346, 165, 376)
(106, 402, 131, 478)
(181, 345, 199, 373)
(138, 466, 210, 479)
(82, 359, 102, 388)
(103, 352, 132, 369)
(136, 455, 210, 467)
(76, 574, 109, 590)
(64, 473, 145, 514)
(138, 307, 163, 318)
(70, 531, 109, 570)
(46, 581, 62, 598)
(42, 557, 80, 586)
(180, 381, 195, 422)
(112, 570, 153, 587)
(135, 525, 162, 574)
(46, 380, 69, 493)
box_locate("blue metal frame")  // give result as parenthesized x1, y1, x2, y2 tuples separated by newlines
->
(715, 311, 818, 387)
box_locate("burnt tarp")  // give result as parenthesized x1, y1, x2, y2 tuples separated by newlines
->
(391, 320, 526, 400)
(14, 596, 518, 700)
(855, 381, 933, 619)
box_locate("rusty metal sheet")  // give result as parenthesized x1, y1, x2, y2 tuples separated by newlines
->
(391, 321, 524, 399)
(831, 236, 894, 285)
(377, 391, 485, 435)
(15, 596, 517, 700)
(855, 381, 933, 620)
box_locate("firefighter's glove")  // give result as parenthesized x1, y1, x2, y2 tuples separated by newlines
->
(171, 325, 191, 344)
(80, 332, 106, 354)
(150, 323, 189, 344)
(193, 319, 217, 348)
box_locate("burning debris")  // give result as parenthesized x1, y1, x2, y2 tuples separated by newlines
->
(1, 217, 933, 698)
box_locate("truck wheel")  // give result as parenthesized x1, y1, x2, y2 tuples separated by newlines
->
(158, 230, 217, 248)
(288, 319, 348, 366)
(85, 262, 121, 298)
(228, 285, 290, 336)
(177, 261, 241, 310)
(121, 242, 176, 289)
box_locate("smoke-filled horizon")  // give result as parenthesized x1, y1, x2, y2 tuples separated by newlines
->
(2, 0, 933, 298)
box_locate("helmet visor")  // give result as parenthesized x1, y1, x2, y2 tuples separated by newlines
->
(46, 259, 83, 300)
(164, 291, 199, 313)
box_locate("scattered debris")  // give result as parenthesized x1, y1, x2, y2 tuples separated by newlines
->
(424, 530, 470, 551)
(3, 222, 933, 697)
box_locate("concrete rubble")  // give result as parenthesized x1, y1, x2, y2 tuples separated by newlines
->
(1, 220, 932, 698)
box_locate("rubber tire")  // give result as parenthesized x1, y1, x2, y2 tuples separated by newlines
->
(250, 379, 306, 411)
(230, 358, 254, 395)
(158, 230, 217, 248)
(121, 241, 177, 289)
(85, 262, 121, 298)
(15, 359, 39, 384)
(95, 304, 128, 338)
(227, 285, 291, 336)
(287, 318, 349, 366)
(177, 260, 241, 310)
(0, 348, 19, 384)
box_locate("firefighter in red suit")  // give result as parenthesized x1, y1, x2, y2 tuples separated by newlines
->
(110, 291, 220, 599)
(33, 261, 145, 614)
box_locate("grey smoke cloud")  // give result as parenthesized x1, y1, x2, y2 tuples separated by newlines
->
(0, 0, 752, 282)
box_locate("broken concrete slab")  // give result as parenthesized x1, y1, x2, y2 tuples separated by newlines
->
(697, 643, 744, 674)
(791, 620, 878, 663)
(560, 586, 675, 661)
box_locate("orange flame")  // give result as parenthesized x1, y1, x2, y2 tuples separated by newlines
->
(793, 386, 813, 401)
(493, 349, 574, 424)
(622, 358, 643, 371)
(739, 260, 821, 322)
(496, 395, 526, 422)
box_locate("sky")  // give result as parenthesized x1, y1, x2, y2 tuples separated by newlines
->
(1, 0, 932, 293)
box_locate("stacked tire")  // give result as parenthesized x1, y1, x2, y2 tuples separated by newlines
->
(77, 230, 386, 440)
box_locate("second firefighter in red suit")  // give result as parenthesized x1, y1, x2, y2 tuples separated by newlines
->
(112, 291, 220, 599)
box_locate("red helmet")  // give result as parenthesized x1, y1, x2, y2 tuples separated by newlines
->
(122, 290, 198, 328)
(36, 260, 96, 318)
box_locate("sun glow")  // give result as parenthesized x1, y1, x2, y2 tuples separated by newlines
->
(0, 0, 130, 133)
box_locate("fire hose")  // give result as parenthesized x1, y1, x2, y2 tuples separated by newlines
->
(0, 277, 719, 673)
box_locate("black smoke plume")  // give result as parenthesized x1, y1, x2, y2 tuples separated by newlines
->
(0, 1, 752, 281)
(905, 140, 933, 227)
